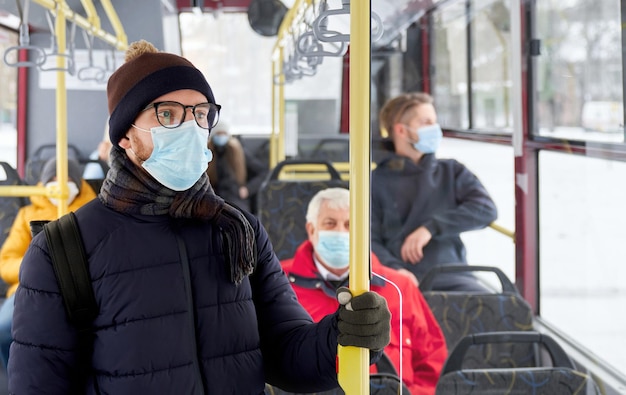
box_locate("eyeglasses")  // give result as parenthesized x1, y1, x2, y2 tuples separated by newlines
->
(142, 101, 221, 130)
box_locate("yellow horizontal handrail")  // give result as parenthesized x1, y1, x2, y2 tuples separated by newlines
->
(489, 222, 515, 241)
(272, 162, 378, 181)
(0, 185, 57, 198)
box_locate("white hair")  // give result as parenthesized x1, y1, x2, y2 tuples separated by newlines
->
(306, 187, 350, 224)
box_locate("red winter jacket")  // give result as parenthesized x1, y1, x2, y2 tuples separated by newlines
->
(281, 241, 448, 395)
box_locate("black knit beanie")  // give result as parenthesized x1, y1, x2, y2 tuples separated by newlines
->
(106, 40, 215, 147)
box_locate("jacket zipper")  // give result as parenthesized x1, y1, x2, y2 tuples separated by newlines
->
(175, 233, 206, 395)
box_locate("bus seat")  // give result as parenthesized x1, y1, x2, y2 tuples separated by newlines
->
(24, 144, 83, 185)
(435, 331, 601, 394)
(256, 159, 348, 261)
(0, 162, 28, 247)
(306, 137, 350, 162)
(420, 265, 536, 369)
(82, 158, 109, 194)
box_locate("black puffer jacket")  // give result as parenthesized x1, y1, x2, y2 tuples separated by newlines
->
(9, 199, 339, 394)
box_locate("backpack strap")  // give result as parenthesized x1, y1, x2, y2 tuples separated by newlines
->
(43, 212, 100, 392)
(43, 212, 98, 330)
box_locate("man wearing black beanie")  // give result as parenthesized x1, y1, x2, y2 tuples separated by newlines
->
(8, 40, 391, 394)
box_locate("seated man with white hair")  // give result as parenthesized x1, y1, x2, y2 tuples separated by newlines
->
(281, 187, 448, 395)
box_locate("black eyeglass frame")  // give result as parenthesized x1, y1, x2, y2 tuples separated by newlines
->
(142, 101, 222, 130)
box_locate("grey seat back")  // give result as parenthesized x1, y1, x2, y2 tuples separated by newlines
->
(24, 144, 83, 185)
(420, 265, 536, 369)
(0, 161, 28, 247)
(0, 162, 28, 297)
(435, 331, 601, 395)
(256, 159, 347, 261)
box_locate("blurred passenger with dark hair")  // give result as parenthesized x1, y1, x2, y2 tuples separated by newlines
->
(83, 119, 113, 180)
(207, 120, 267, 212)
(372, 92, 498, 291)
(0, 158, 95, 371)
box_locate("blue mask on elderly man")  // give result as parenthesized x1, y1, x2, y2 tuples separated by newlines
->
(141, 120, 213, 191)
(315, 230, 350, 269)
(411, 123, 443, 154)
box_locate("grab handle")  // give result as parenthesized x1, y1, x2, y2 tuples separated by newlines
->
(419, 265, 519, 294)
(296, 31, 347, 58)
(39, 10, 76, 74)
(312, 0, 384, 43)
(77, 30, 106, 82)
(3, 44, 47, 68)
(3, 19, 47, 68)
(442, 331, 575, 374)
(312, 0, 350, 43)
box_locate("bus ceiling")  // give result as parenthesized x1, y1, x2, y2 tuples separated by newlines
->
(174, 0, 436, 48)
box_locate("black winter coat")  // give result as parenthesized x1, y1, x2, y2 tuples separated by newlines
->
(371, 153, 498, 280)
(9, 199, 340, 394)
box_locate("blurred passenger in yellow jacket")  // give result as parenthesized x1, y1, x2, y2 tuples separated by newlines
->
(0, 158, 96, 371)
(0, 158, 96, 297)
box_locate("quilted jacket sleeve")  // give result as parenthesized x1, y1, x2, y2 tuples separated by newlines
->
(8, 232, 83, 395)
(247, 213, 341, 392)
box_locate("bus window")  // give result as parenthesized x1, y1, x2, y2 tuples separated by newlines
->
(180, 12, 276, 136)
(539, 150, 626, 373)
(535, 1, 624, 143)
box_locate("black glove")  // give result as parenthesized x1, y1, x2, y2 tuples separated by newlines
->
(336, 287, 391, 352)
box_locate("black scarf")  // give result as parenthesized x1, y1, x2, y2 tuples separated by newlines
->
(99, 148, 256, 284)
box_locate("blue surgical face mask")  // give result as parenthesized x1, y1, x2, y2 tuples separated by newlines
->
(141, 120, 213, 191)
(410, 123, 443, 154)
(315, 230, 350, 269)
(212, 134, 229, 147)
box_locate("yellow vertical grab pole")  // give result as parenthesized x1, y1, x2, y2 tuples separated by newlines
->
(53, 0, 69, 218)
(274, 47, 287, 166)
(337, 1, 371, 394)
(269, 51, 284, 169)
(271, 58, 277, 169)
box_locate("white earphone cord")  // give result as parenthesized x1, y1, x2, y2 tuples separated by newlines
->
(372, 271, 403, 395)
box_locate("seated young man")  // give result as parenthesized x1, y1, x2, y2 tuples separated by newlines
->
(281, 187, 448, 395)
